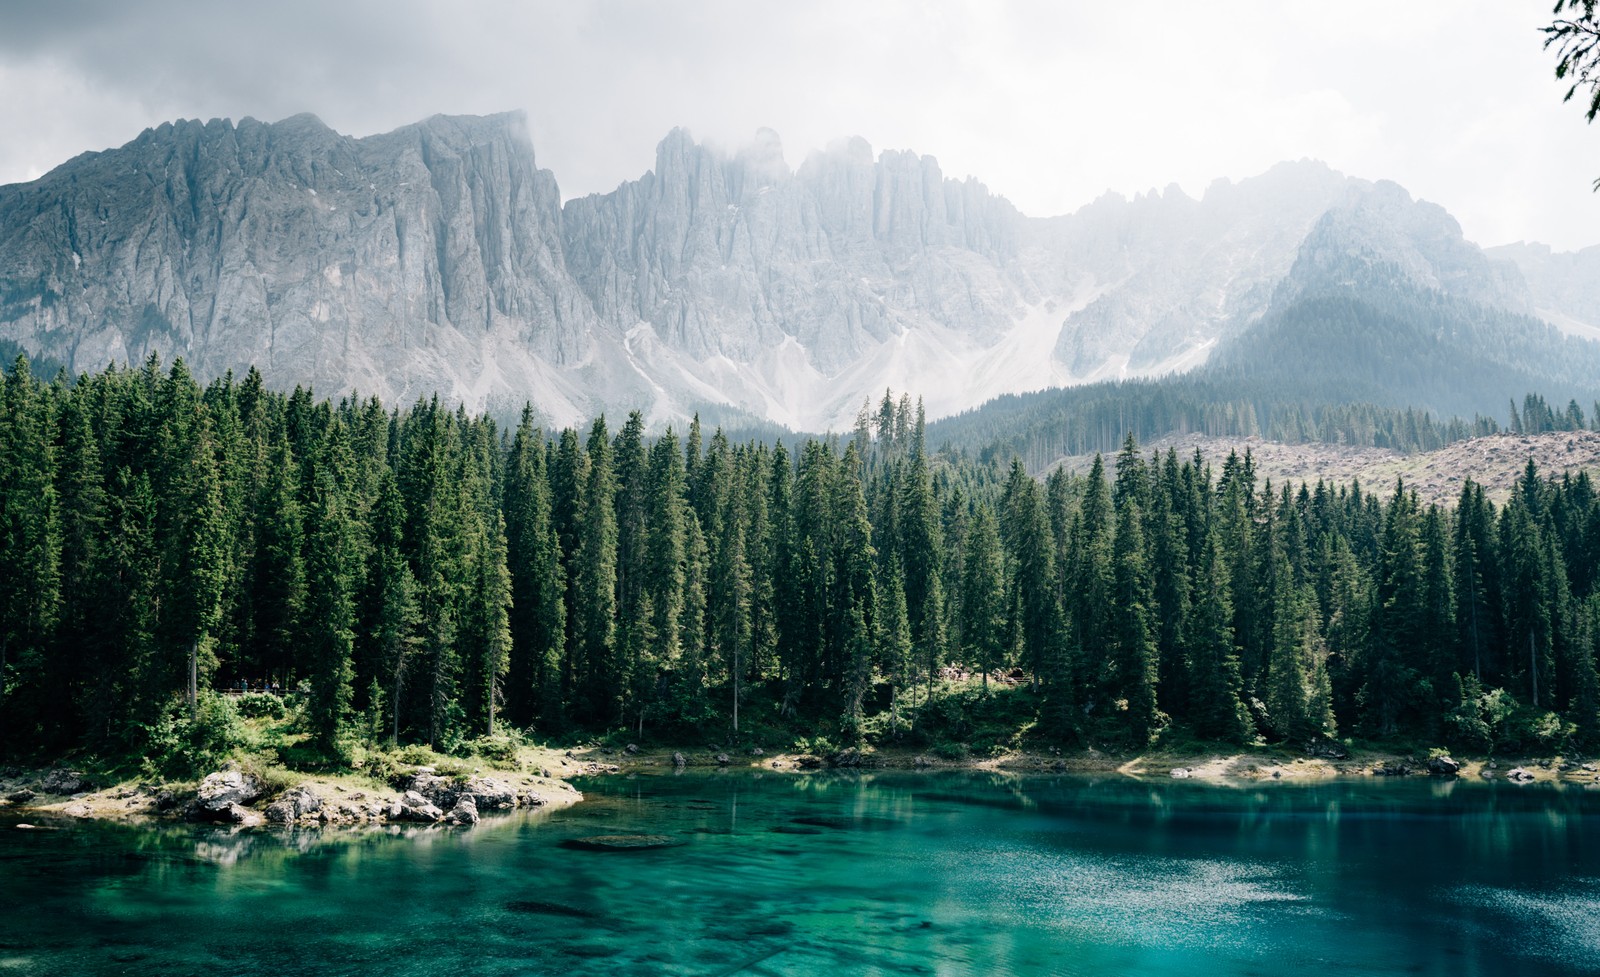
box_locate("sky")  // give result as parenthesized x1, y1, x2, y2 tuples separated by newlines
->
(1, 1, 1597, 251)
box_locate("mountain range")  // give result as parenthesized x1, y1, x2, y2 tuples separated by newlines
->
(0, 110, 1596, 432)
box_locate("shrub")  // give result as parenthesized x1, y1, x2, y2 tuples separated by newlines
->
(233, 692, 286, 720)
(138, 692, 255, 779)
(466, 734, 525, 767)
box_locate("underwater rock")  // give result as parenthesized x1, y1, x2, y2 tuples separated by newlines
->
(560, 834, 684, 851)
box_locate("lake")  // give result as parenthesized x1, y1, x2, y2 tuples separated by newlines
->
(1, 771, 1596, 976)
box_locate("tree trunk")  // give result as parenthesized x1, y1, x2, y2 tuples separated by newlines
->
(188, 641, 199, 719)
(1530, 630, 1539, 708)
(1470, 583, 1481, 681)
(391, 671, 403, 745)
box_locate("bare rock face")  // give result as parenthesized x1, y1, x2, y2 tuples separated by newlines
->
(0, 112, 596, 418)
(0, 114, 1556, 432)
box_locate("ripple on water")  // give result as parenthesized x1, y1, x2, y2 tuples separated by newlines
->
(957, 841, 1317, 951)
(1447, 880, 1600, 971)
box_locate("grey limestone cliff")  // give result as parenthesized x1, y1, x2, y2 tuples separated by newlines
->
(0, 113, 1579, 430)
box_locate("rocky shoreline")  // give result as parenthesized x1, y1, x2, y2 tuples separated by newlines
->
(0, 755, 592, 830)
(4, 744, 1596, 832)
(592, 743, 1600, 789)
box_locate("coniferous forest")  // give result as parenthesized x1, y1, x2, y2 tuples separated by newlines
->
(2, 355, 1599, 768)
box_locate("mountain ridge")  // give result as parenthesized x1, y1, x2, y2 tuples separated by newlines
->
(1, 111, 1595, 432)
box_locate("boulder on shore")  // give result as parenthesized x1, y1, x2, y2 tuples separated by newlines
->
(1506, 767, 1536, 784)
(189, 771, 262, 822)
(407, 772, 459, 809)
(40, 769, 88, 795)
(1170, 768, 1191, 779)
(395, 790, 443, 822)
(828, 748, 864, 768)
(462, 776, 516, 810)
(443, 794, 479, 826)
(264, 785, 323, 824)
(1427, 755, 1460, 777)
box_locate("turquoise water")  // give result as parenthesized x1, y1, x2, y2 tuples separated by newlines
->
(1, 771, 1597, 976)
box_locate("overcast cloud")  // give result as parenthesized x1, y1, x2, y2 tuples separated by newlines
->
(1, 1, 1596, 250)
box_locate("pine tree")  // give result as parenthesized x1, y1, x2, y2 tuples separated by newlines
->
(250, 435, 306, 690)
(961, 504, 1007, 692)
(1364, 481, 1424, 735)
(833, 444, 878, 732)
(575, 417, 619, 725)
(465, 511, 514, 736)
(1110, 481, 1160, 744)
(368, 471, 422, 743)
(623, 430, 683, 734)
(0, 357, 62, 744)
(502, 409, 565, 730)
(154, 363, 227, 719)
(1004, 459, 1069, 732)
(900, 401, 944, 695)
(304, 461, 358, 757)
(1186, 527, 1253, 742)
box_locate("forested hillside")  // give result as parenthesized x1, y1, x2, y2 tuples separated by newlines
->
(2, 358, 1598, 767)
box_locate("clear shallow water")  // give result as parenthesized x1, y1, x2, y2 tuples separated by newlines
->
(1, 772, 1597, 977)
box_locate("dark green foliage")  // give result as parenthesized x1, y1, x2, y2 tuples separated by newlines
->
(4, 361, 1600, 765)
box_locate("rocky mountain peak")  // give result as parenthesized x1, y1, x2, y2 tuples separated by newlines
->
(0, 111, 1589, 432)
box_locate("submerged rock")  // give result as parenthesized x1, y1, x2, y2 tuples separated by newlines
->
(505, 900, 603, 920)
(560, 834, 684, 851)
